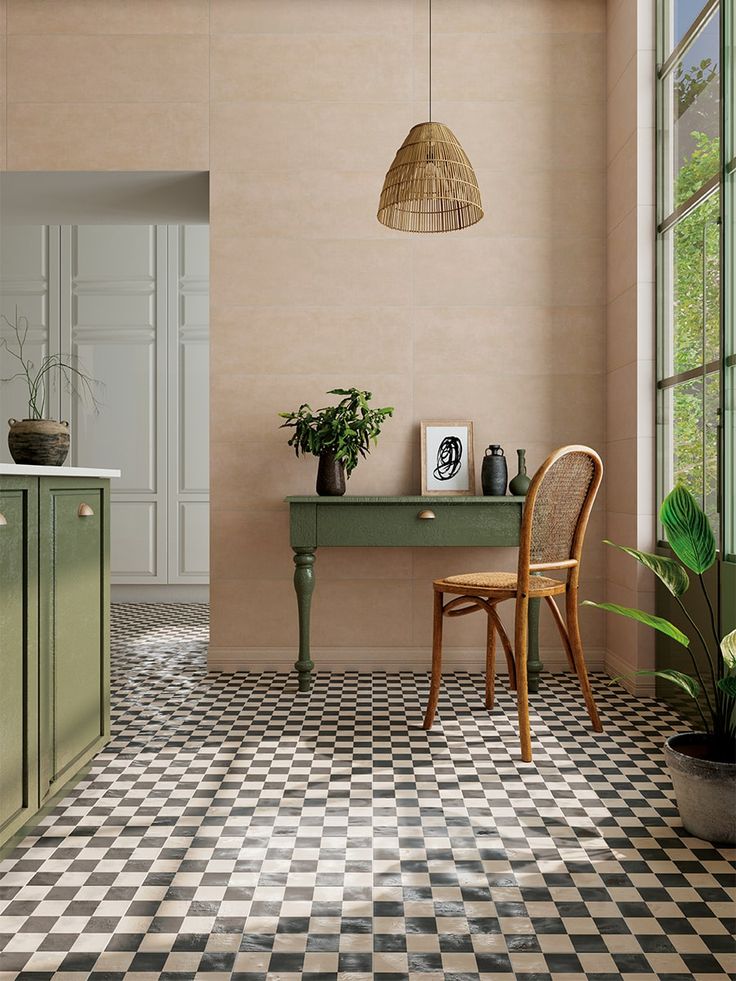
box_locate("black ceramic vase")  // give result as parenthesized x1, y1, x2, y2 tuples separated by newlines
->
(481, 444, 507, 496)
(316, 451, 346, 496)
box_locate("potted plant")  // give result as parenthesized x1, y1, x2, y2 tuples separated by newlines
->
(279, 387, 394, 495)
(1, 307, 100, 466)
(584, 484, 736, 844)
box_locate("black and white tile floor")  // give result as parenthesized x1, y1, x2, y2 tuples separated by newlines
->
(1, 604, 734, 981)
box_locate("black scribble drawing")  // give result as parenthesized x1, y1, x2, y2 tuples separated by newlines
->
(433, 435, 463, 481)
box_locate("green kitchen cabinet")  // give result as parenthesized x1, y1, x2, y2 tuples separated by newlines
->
(38, 478, 110, 803)
(0, 478, 38, 846)
(0, 471, 113, 850)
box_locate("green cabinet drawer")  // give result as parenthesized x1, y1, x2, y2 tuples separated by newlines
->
(39, 480, 110, 802)
(0, 481, 38, 845)
(316, 501, 522, 547)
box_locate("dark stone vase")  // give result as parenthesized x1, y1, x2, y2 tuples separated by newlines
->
(8, 418, 70, 466)
(509, 448, 531, 496)
(316, 451, 346, 496)
(481, 444, 507, 496)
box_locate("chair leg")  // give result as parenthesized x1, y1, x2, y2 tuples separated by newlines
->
(423, 590, 444, 730)
(514, 594, 533, 762)
(544, 595, 576, 671)
(566, 587, 603, 732)
(488, 605, 517, 691)
(485, 613, 496, 709)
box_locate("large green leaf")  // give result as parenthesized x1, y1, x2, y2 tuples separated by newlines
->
(720, 629, 736, 670)
(660, 484, 716, 574)
(637, 669, 701, 699)
(717, 676, 736, 699)
(582, 600, 690, 647)
(604, 541, 689, 597)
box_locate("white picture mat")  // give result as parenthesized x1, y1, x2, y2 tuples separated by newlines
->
(424, 425, 471, 492)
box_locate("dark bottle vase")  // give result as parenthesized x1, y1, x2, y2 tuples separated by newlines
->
(481, 444, 507, 496)
(509, 448, 531, 496)
(316, 451, 346, 496)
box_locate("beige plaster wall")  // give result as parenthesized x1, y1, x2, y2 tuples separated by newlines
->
(604, 0, 657, 690)
(0, 0, 608, 673)
(3, 0, 210, 170)
(0, 4, 6, 172)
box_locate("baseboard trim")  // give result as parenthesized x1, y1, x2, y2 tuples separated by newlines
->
(208, 646, 606, 674)
(604, 649, 656, 695)
(112, 585, 209, 603)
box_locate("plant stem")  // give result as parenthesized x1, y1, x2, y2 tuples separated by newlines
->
(697, 572, 725, 737)
(2, 310, 99, 421)
(698, 573, 721, 673)
(692, 694, 711, 733)
(674, 594, 717, 727)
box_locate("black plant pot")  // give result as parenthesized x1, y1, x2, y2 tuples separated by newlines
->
(664, 732, 736, 844)
(8, 418, 70, 466)
(316, 451, 346, 496)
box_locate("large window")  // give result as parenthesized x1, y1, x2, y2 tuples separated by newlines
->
(657, 0, 724, 542)
(724, 0, 736, 562)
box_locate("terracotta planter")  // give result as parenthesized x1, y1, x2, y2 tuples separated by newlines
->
(664, 732, 736, 845)
(316, 451, 346, 496)
(7, 418, 70, 466)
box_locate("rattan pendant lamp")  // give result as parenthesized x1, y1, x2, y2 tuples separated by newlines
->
(377, 0, 483, 233)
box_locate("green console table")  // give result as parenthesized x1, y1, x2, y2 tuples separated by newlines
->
(286, 495, 541, 693)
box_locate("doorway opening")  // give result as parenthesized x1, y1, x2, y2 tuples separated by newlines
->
(0, 171, 210, 602)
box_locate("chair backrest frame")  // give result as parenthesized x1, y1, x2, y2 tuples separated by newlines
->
(515, 445, 603, 595)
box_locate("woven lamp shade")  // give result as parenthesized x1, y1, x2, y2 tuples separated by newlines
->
(377, 121, 483, 233)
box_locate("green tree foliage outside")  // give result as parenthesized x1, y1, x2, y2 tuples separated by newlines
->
(668, 56, 720, 530)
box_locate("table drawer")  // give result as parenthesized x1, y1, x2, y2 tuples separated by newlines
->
(316, 502, 522, 547)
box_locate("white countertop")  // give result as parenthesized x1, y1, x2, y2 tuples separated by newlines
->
(0, 464, 121, 478)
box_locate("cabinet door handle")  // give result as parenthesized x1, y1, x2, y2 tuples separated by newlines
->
(0, 512, 6, 526)
(418, 509, 436, 520)
(78, 503, 94, 517)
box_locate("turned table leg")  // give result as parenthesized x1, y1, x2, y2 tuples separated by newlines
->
(293, 547, 316, 692)
(527, 595, 543, 694)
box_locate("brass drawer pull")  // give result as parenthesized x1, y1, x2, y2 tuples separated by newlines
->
(0, 512, 6, 526)
(78, 503, 94, 518)
(418, 509, 436, 520)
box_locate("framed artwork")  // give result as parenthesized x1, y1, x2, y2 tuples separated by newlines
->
(420, 420, 475, 495)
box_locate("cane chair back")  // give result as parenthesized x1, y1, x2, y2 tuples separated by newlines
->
(520, 446, 602, 579)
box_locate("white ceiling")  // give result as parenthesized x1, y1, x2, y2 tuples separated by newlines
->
(0, 171, 209, 224)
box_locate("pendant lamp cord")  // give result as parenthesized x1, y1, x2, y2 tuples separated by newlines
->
(428, 0, 432, 124)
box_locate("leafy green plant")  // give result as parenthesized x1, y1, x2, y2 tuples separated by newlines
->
(0, 307, 100, 419)
(279, 388, 393, 477)
(584, 484, 736, 752)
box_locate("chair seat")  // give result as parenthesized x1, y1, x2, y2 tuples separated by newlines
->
(435, 571, 567, 596)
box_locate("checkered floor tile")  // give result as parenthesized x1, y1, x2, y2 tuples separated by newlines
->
(1, 603, 734, 980)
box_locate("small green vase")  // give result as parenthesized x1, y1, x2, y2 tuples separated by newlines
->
(509, 448, 531, 496)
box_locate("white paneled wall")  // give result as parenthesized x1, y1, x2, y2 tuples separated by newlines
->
(0, 225, 60, 422)
(67, 224, 168, 581)
(167, 225, 209, 583)
(0, 224, 210, 586)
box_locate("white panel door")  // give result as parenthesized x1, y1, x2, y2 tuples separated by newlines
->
(167, 225, 209, 582)
(15, 223, 210, 586)
(0, 225, 60, 460)
(63, 225, 167, 582)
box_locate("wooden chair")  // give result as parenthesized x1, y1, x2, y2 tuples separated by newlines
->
(422, 445, 604, 762)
